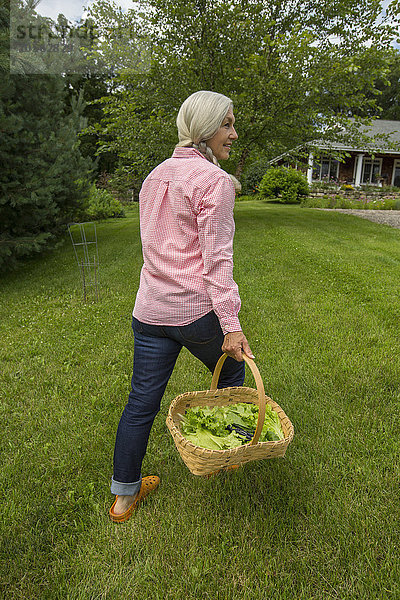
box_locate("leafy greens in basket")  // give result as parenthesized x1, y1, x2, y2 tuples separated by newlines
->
(179, 402, 284, 450)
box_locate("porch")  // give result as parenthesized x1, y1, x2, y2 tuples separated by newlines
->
(306, 152, 400, 187)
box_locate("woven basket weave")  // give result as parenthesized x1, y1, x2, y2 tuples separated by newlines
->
(166, 353, 294, 476)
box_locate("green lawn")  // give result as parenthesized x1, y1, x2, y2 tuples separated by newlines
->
(1, 201, 399, 599)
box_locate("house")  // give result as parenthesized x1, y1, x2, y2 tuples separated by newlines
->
(269, 119, 400, 188)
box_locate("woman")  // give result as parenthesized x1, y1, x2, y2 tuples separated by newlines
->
(109, 90, 254, 523)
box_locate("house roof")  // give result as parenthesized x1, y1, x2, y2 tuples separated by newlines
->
(269, 119, 400, 165)
(312, 119, 400, 154)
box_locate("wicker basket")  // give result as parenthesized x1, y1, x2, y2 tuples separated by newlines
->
(166, 353, 294, 476)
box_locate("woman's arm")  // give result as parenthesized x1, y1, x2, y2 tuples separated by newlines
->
(196, 173, 254, 361)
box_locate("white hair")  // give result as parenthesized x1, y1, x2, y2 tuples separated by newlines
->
(176, 90, 233, 166)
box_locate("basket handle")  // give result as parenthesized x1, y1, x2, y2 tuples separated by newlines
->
(210, 353, 266, 446)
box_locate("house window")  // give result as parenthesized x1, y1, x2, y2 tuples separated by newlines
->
(361, 158, 382, 184)
(313, 157, 339, 181)
(392, 159, 400, 188)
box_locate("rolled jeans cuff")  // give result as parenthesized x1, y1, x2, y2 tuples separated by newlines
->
(110, 476, 142, 496)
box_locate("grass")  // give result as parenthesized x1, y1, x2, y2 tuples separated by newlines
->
(1, 201, 399, 599)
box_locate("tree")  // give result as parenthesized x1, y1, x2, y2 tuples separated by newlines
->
(369, 49, 400, 120)
(0, 2, 96, 271)
(64, 67, 118, 175)
(59, 14, 120, 175)
(86, 0, 397, 184)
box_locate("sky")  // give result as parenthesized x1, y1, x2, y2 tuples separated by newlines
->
(35, 0, 135, 23)
(35, 0, 396, 24)
(34, 0, 398, 48)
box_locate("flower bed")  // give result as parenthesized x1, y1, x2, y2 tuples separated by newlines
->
(307, 183, 400, 209)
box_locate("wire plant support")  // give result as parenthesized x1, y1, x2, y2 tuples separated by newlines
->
(68, 222, 100, 302)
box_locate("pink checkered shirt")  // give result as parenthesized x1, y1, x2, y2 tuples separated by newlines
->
(133, 146, 242, 334)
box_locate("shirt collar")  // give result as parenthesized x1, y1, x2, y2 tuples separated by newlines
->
(172, 146, 207, 160)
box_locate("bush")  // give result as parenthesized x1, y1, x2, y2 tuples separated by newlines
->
(311, 179, 340, 192)
(333, 195, 353, 209)
(311, 181, 340, 192)
(259, 167, 309, 204)
(367, 197, 400, 210)
(240, 160, 271, 195)
(301, 195, 355, 209)
(301, 195, 342, 208)
(108, 166, 143, 203)
(86, 185, 125, 220)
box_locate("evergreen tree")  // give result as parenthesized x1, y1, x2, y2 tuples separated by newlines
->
(0, 4, 95, 271)
(64, 70, 117, 175)
(61, 15, 118, 175)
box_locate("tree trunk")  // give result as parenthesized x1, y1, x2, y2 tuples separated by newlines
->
(235, 148, 250, 179)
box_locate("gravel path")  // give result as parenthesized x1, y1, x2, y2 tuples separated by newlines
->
(312, 209, 400, 229)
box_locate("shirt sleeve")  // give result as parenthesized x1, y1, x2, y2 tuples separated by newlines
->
(196, 173, 242, 335)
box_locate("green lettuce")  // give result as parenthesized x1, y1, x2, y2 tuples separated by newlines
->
(179, 403, 284, 450)
(183, 426, 243, 450)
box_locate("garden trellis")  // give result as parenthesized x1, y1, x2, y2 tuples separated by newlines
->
(68, 222, 100, 302)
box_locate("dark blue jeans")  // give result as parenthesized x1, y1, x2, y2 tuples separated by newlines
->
(111, 310, 245, 495)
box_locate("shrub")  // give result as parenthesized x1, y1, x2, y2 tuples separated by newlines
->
(300, 196, 328, 208)
(240, 160, 271, 195)
(367, 197, 400, 210)
(86, 185, 125, 220)
(259, 167, 309, 204)
(310, 180, 340, 192)
(108, 166, 142, 203)
(334, 195, 353, 209)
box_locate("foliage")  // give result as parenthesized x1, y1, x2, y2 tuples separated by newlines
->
(85, 0, 396, 182)
(301, 195, 400, 209)
(311, 181, 341, 191)
(107, 165, 143, 203)
(375, 49, 400, 120)
(86, 185, 125, 220)
(368, 197, 400, 209)
(259, 167, 309, 204)
(10, 3, 117, 176)
(0, 2, 96, 272)
(301, 195, 353, 209)
(356, 47, 400, 120)
(65, 71, 117, 175)
(0, 75, 95, 271)
(345, 1, 400, 119)
(360, 183, 400, 192)
(0, 2, 9, 75)
(240, 160, 271, 195)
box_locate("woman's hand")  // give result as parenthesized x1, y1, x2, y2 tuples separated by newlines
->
(222, 331, 254, 362)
